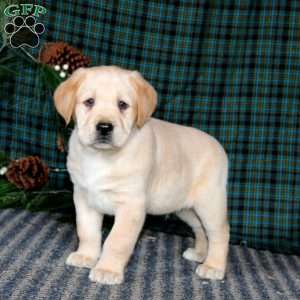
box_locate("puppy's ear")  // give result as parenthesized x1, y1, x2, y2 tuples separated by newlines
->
(53, 68, 86, 125)
(130, 71, 157, 128)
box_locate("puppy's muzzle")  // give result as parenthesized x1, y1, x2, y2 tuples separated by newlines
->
(96, 122, 114, 142)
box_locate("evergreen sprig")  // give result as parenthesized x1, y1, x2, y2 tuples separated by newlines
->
(0, 151, 73, 212)
(0, 2, 71, 213)
(0, 0, 19, 51)
(0, 48, 18, 77)
(40, 63, 64, 92)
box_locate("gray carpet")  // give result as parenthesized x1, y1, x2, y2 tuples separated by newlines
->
(0, 209, 299, 300)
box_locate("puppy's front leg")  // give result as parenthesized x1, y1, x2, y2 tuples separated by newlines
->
(89, 202, 146, 285)
(66, 186, 103, 269)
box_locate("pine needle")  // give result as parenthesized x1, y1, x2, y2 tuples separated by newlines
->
(0, 0, 17, 47)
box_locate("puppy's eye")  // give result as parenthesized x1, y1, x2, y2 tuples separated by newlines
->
(84, 98, 95, 108)
(118, 100, 129, 111)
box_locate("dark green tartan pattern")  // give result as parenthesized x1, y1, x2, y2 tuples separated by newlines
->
(0, 0, 299, 253)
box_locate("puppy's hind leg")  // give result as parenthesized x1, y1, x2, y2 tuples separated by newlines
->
(176, 209, 208, 263)
(193, 187, 229, 280)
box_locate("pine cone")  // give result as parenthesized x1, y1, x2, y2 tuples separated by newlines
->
(39, 42, 90, 74)
(6, 156, 49, 190)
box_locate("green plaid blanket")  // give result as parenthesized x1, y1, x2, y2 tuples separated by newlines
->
(0, 1, 299, 253)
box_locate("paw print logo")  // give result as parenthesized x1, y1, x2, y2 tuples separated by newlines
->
(4, 16, 45, 48)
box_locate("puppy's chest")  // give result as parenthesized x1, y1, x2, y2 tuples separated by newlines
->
(68, 157, 124, 215)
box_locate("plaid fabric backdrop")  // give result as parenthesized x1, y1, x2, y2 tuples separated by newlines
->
(0, 0, 299, 253)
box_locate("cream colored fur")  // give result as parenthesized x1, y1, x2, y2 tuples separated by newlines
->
(54, 66, 229, 285)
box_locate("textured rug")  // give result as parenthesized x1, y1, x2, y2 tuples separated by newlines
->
(0, 209, 299, 300)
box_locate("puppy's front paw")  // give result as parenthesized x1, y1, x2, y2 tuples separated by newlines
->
(182, 248, 206, 263)
(89, 267, 124, 285)
(196, 264, 225, 280)
(66, 252, 98, 269)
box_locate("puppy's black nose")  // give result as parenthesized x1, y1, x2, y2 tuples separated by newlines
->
(96, 122, 113, 136)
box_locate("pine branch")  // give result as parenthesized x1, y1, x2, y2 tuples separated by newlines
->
(0, 151, 10, 167)
(0, 65, 17, 77)
(19, 47, 39, 64)
(0, 178, 73, 212)
(0, 151, 73, 212)
(40, 63, 64, 91)
(0, 0, 17, 47)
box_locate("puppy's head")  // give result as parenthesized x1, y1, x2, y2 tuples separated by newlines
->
(54, 66, 157, 150)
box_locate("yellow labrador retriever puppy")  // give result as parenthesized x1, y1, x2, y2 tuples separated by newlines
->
(54, 66, 229, 285)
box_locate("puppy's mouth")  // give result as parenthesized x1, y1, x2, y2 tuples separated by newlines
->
(97, 135, 111, 144)
(92, 135, 114, 149)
